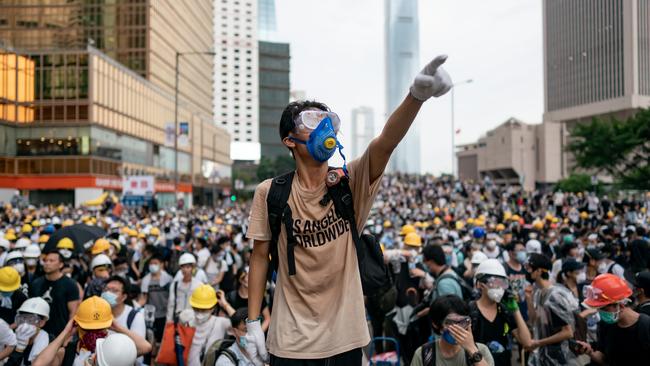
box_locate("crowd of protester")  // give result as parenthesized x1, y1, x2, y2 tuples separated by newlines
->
(0, 174, 648, 366)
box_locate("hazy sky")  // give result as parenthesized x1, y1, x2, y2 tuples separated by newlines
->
(274, 0, 544, 174)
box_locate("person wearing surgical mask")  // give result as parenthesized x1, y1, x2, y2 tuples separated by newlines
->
(470, 259, 532, 366)
(177, 285, 230, 366)
(215, 307, 256, 366)
(138, 254, 172, 345)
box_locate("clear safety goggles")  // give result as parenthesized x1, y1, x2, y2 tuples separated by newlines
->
(15, 313, 41, 326)
(294, 111, 341, 132)
(442, 314, 471, 329)
(484, 276, 509, 290)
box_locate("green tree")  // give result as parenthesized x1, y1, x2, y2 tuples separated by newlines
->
(256, 155, 295, 181)
(555, 173, 593, 193)
(566, 109, 650, 190)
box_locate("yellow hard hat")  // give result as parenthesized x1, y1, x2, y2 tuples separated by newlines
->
(6, 228, 15, 235)
(57, 237, 74, 250)
(21, 224, 32, 233)
(414, 221, 423, 228)
(91, 238, 111, 255)
(383, 220, 392, 228)
(127, 229, 138, 237)
(552, 217, 559, 223)
(81, 215, 90, 223)
(5, 233, 16, 241)
(580, 211, 589, 219)
(607, 211, 614, 218)
(467, 218, 475, 225)
(90, 217, 97, 225)
(73, 296, 113, 330)
(533, 220, 544, 230)
(150, 227, 160, 237)
(496, 223, 506, 231)
(455, 221, 465, 230)
(511, 215, 521, 222)
(434, 207, 441, 214)
(433, 217, 442, 226)
(215, 218, 224, 225)
(503, 212, 512, 221)
(31, 220, 40, 227)
(137, 233, 145, 239)
(189, 284, 218, 309)
(399, 224, 416, 236)
(0, 266, 21, 292)
(38, 235, 49, 244)
(403, 232, 422, 247)
(62, 219, 74, 227)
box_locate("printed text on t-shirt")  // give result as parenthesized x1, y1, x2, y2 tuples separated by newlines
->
(291, 207, 351, 248)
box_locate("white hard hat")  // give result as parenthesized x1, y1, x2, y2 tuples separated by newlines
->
(95, 333, 137, 366)
(23, 244, 41, 259)
(471, 251, 489, 265)
(51, 217, 61, 225)
(178, 253, 196, 266)
(5, 250, 23, 263)
(91, 254, 113, 269)
(525, 239, 542, 254)
(0, 238, 9, 250)
(474, 259, 507, 279)
(14, 238, 31, 249)
(18, 297, 50, 319)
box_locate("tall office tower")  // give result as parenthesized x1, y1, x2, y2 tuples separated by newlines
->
(258, 0, 278, 41)
(350, 107, 375, 160)
(385, 0, 420, 173)
(543, 0, 650, 176)
(214, 0, 260, 160)
(258, 41, 290, 158)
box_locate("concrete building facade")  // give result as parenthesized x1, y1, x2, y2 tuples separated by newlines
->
(0, 0, 231, 207)
(385, 0, 420, 173)
(543, 0, 650, 177)
(456, 118, 563, 191)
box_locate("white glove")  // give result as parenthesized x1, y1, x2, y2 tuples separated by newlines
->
(15, 324, 37, 351)
(243, 334, 265, 366)
(245, 319, 269, 363)
(409, 55, 453, 101)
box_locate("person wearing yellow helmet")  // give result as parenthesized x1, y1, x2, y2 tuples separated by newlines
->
(28, 252, 80, 336)
(0, 266, 28, 325)
(90, 238, 111, 257)
(32, 296, 151, 366)
(177, 285, 231, 366)
(56, 238, 74, 260)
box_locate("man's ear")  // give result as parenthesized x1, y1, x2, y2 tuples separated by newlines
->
(283, 137, 296, 150)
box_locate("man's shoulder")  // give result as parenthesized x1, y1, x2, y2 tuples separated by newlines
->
(254, 178, 273, 196)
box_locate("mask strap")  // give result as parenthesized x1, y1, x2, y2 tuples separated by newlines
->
(288, 137, 307, 145)
(336, 141, 348, 176)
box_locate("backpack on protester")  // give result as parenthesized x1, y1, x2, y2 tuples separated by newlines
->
(202, 338, 238, 366)
(421, 340, 473, 366)
(126, 307, 142, 330)
(266, 169, 395, 310)
(436, 271, 474, 301)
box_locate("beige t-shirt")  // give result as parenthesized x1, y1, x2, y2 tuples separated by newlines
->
(246, 149, 381, 359)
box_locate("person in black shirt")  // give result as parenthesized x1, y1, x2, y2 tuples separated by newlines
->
(577, 273, 650, 365)
(471, 259, 531, 366)
(226, 266, 270, 331)
(29, 252, 80, 336)
(634, 271, 650, 316)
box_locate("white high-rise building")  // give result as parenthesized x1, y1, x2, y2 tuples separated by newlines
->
(351, 107, 375, 160)
(385, 0, 420, 173)
(214, 0, 260, 160)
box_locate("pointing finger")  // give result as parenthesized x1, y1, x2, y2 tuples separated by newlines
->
(422, 55, 448, 75)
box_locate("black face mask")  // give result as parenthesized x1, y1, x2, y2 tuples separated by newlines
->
(525, 270, 535, 284)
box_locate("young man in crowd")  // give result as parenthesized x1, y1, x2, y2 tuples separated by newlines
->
(246, 55, 452, 365)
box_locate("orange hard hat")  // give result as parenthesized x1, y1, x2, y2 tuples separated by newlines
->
(583, 273, 632, 308)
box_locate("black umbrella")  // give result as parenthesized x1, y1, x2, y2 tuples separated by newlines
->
(43, 224, 107, 253)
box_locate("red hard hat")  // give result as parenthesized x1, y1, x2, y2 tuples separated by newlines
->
(583, 273, 632, 308)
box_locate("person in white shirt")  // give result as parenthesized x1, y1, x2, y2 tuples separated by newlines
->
(195, 238, 211, 270)
(178, 285, 231, 366)
(215, 308, 256, 366)
(0, 317, 16, 362)
(167, 253, 203, 322)
(205, 245, 228, 289)
(101, 276, 146, 365)
(5, 297, 50, 366)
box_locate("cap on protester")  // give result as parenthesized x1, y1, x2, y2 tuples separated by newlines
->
(527, 253, 552, 271)
(525, 239, 542, 254)
(635, 271, 650, 293)
(561, 258, 585, 273)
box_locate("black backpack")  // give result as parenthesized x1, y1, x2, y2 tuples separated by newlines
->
(202, 338, 238, 366)
(266, 170, 394, 300)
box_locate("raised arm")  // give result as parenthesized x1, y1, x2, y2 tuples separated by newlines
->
(368, 55, 452, 183)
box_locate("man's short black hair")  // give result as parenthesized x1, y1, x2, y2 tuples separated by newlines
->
(106, 275, 130, 294)
(422, 245, 446, 266)
(230, 307, 248, 328)
(429, 295, 469, 329)
(279, 100, 330, 140)
(44, 250, 65, 263)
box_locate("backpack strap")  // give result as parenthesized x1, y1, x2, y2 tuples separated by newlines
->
(266, 171, 295, 275)
(421, 341, 436, 366)
(126, 307, 141, 330)
(469, 301, 483, 344)
(327, 175, 365, 265)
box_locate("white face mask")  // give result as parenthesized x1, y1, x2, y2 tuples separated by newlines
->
(576, 271, 587, 283)
(597, 262, 608, 274)
(487, 287, 505, 303)
(12, 263, 25, 276)
(149, 264, 160, 274)
(195, 311, 210, 324)
(25, 258, 37, 267)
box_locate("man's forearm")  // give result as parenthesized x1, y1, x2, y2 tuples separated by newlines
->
(537, 325, 572, 347)
(248, 241, 270, 320)
(512, 310, 532, 348)
(368, 94, 423, 182)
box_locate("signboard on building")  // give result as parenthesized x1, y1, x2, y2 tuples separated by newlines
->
(122, 176, 154, 196)
(164, 122, 175, 147)
(178, 121, 190, 148)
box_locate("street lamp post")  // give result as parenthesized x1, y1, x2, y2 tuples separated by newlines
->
(174, 51, 215, 204)
(451, 78, 473, 178)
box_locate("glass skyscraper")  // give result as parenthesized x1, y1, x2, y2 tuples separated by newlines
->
(385, 0, 420, 173)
